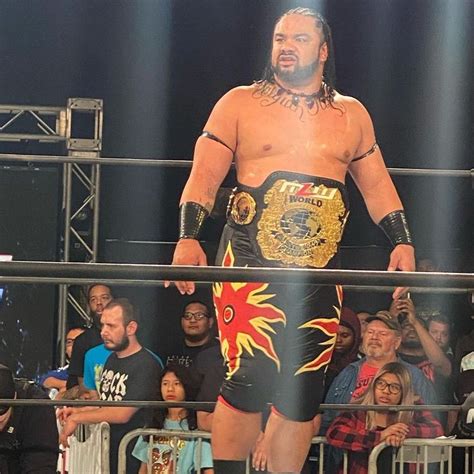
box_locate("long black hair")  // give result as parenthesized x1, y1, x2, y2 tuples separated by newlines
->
(148, 363, 201, 430)
(259, 7, 336, 101)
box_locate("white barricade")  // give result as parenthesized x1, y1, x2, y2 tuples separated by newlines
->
(67, 422, 110, 474)
(117, 430, 349, 474)
(368, 438, 474, 474)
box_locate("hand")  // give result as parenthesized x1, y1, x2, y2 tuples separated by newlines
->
(380, 423, 409, 442)
(59, 416, 79, 448)
(164, 239, 208, 295)
(80, 390, 99, 400)
(252, 432, 268, 472)
(391, 297, 417, 325)
(385, 433, 406, 447)
(387, 244, 415, 299)
(56, 406, 75, 423)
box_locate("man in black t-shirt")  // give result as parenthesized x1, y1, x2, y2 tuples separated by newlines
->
(59, 299, 162, 474)
(63, 284, 113, 397)
(393, 297, 452, 411)
(195, 344, 226, 431)
(164, 300, 218, 367)
(0, 365, 58, 473)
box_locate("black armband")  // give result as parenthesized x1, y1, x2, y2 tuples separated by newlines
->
(378, 210, 414, 247)
(179, 202, 209, 240)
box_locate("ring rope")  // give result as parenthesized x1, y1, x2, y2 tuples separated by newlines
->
(0, 261, 472, 289)
(0, 398, 461, 412)
(0, 152, 471, 178)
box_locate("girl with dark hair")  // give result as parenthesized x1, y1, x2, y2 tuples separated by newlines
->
(132, 363, 213, 473)
(326, 362, 442, 474)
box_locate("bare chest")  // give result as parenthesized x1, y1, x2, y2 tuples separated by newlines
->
(236, 91, 359, 169)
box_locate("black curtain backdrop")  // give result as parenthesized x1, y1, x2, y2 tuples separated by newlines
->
(0, 0, 472, 374)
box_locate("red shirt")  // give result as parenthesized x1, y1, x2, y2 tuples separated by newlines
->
(351, 362, 379, 400)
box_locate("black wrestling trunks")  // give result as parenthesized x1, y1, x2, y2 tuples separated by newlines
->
(213, 171, 349, 421)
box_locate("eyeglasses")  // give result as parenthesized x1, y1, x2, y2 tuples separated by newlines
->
(375, 378, 402, 395)
(182, 312, 208, 321)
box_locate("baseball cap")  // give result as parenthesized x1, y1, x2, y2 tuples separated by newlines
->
(0, 365, 16, 415)
(366, 310, 402, 332)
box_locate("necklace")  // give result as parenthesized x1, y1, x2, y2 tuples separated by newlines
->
(272, 78, 325, 110)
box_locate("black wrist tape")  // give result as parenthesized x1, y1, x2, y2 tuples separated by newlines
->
(378, 210, 414, 247)
(179, 202, 209, 240)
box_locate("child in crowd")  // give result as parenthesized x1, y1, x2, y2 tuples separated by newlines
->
(326, 362, 442, 474)
(133, 363, 213, 473)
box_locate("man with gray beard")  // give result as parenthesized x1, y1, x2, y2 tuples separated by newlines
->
(322, 311, 437, 470)
(323, 311, 437, 428)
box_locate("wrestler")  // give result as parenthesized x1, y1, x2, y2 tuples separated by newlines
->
(166, 7, 415, 474)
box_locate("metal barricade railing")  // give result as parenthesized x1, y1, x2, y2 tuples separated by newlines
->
(118, 429, 212, 474)
(117, 430, 350, 474)
(67, 422, 110, 474)
(367, 438, 474, 474)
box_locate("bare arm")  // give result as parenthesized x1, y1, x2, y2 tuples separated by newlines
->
(348, 101, 404, 224)
(348, 101, 415, 298)
(59, 406, 138, 447)
(72, 406, 137, 425)
(180, 88, 240, 211)
(43, 377, 67, 390)
(168, 88, 241, 295)
(397, 298, 452, 377)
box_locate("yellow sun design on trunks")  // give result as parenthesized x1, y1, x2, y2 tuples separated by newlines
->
(213, 242, 286, 378)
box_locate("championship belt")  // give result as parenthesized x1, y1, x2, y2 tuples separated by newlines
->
(256, 179, 348, 267)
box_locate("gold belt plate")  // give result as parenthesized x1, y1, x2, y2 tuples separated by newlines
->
(257, 179, 348, 267)
(229, 191, 257, 225)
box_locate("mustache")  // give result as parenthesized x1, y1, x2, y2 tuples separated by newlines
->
(368, 340, 382, 346)
(279, 53, 298, 59)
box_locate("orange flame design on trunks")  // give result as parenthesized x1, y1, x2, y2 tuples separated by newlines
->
(213, 242, 286, 379)
(295, 314, 340, 375)
(294, 284, 342, 375)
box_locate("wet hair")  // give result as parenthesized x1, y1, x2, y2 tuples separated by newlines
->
(103, 298, 139, 326)
(259, 7, 336, 99)
(149, 363, 202, 430)
(355, 362, 415, 430)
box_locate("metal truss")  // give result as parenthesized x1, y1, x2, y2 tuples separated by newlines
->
(0, 98, 103, 364)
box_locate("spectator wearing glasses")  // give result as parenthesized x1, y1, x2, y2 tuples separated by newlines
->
(326, 362, 443, 474)
(321, 311, 437, 472)
(165, 300, 218, 368)
(38, 326, 84, 397)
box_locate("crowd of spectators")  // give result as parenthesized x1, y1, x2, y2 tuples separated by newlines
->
(0, 276, 472, 473)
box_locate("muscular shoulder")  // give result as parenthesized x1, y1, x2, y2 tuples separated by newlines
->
(213, 84, 258, 108)
(204, 84, 256, 136)
(333, 92, 372, 122)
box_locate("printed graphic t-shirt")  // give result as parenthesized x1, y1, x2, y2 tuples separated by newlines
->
(351, 362, 379, 400)
(99, 348, 162, 474)
(132, 418, 213, 473)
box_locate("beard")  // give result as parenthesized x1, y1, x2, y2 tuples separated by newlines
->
(185, 333, 208, 344)
(109, 334, 130, 352)
(402, 338, 422, 349)
(272, 58, 319, 86)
